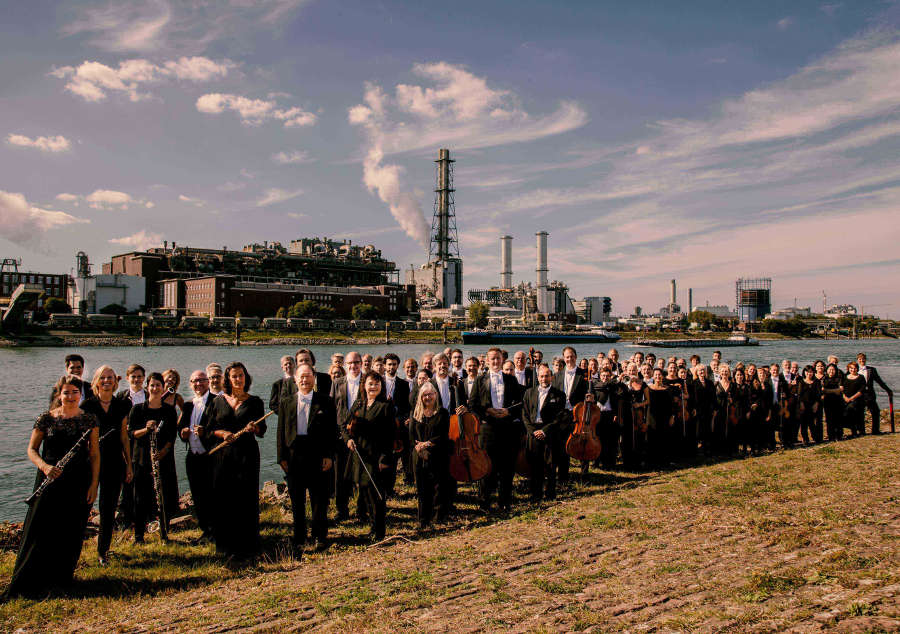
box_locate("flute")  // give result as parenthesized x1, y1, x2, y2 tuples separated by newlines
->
(24, 427, 112, 504)
(208, 410, 275, 455)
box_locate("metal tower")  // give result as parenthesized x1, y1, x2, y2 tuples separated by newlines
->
(429, 149, 460, 263)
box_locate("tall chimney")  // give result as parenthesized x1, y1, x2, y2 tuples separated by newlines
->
(670, 279, 676, 306)
(500, 235, 512, 288)
(536, 231, 549, 313)
(688, 288, 693, 314)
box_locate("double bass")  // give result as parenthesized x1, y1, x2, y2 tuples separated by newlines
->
(448, 411, 491, 482)
(566, 376, 602, 463)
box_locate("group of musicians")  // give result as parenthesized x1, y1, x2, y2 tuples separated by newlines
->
(2, 346, 893, 599)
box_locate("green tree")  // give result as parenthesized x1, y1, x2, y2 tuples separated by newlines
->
(99, 303, 128, 315)
(318, 305, 336, 319)
(288, 300, 319, 318)
(44, 297, 71, 313)
(687, 310, 719, 330)
(275, 306, 286, 319)
(351, 302, 379, 320)
(468, 301, 489, 328)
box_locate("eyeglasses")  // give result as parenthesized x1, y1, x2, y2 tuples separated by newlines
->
(190, 378, 209, 383)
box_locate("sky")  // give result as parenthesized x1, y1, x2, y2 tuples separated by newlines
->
(2, 0, 900, 317)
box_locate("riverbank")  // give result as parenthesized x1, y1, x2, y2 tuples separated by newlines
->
(2, 427, 898, 631)
(2, 329, 886, 347)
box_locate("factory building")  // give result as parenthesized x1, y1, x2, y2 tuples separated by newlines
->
(0, 258, 68, 310)
(160, 275, 414, 319)
(406, 149, 464, 308)
(68, 252, 145, 315)
(573, 296, 612, 324)
(104, 236, 401, 311)
(736, 277, 772, 323)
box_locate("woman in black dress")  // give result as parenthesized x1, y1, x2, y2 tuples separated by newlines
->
(128, 372, 178, 543)
(797, 365, 821, 445)
(81, 366, 132, 564)
(821, 363, 844, 441)
(693, 365, 716, 455)
(813, 360, 827, 441)
(3, 376, 100, 599)
(409, 382, 450, 528)
(159, 369, 183, 520)
(647, 368, 673, 466)
(733, 368, 752, 456)
(714, 366, 739, 455)
(841, 362, 866, 437)
(344, 371, 394, 541)
(207, 361, 266, 559)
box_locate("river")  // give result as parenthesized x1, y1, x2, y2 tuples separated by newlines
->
(1, 339, 897, 521)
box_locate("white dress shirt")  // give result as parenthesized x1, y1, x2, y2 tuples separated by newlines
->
(489, 371, 504, 409)
(515, 369, 526, 386)
(436, 375, 451, 409)
(536, 385, 550, 422)
(385, 376, 395, 400)
(188, 392, 209, 454)
(564, 368, 577, 409)
(859, 365, 869, 382)
(771, 377, 780, 404)
(296, 391, 313, 436)
(129, 388, 146, 405)
(465, 377, 475, 397)
(347, 374, 360, 409)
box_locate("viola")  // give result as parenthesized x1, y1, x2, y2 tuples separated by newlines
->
(567, 395, 602, 462)
(448, 411, 491, 482)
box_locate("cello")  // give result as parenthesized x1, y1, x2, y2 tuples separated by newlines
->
(566, 372, 602, 463)
(448, 411, 492, 482)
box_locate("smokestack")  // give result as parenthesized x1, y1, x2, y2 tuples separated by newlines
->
(500, 235, 512, 289)
(688, 288, 693, 314)
(536, 231, 549, 313)
(436, 149, 451, 261)
(670, 279, 676, 306)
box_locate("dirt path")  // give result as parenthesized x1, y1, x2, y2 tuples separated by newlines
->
(7, 434, 900, 632)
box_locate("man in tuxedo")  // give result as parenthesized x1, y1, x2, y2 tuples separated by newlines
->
(550, 346, 590, 483)
(269, 355, 296, 412)
(177, 370, 216, 540)
(330, 351, 363, 520)
(468, 347, 522, 512)
(459, 356, 480, 403)
(403, 358, 418, 386)
(512, 351, 534, 389)
(278, 363, 337, 552)
(770, 362, 797, 448)
(294, 348, 332, 396)
(857, 353, 893, 434)
(383, 353, 412, 485)
(51, 353, 90, 405)
(450, 348, 466, 380)
(522, 364, 565, 501)
(594, 367, 619, 469)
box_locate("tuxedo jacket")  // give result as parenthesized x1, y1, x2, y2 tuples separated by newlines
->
(860, 366, 892, 400)
(513, 369, 535, 390)
(176, 393, 218, 452)
(330, 375, 362, 429)
(468, 372, 522, 440)
(276, 389, 338, 466)
(551, 367, 589, 410)
(522, 385, 566, 447)
(385, 375, 411, 422)
(269, 377, 294, 412)
(285, 371, 333, 400)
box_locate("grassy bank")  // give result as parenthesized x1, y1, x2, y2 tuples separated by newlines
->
(3, 425, 899, 631)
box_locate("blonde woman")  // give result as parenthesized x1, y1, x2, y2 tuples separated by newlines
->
(409, 382, 450, 528)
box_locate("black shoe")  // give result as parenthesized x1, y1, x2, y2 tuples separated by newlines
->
(336, 510, 350, 522)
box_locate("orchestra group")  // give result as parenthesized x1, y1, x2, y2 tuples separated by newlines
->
(2, 345, 894, 599)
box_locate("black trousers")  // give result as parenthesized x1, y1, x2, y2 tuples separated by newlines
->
(97, 454, 124, 556)
(846, 402, 865, 436)
(824, 404, 843, 440)
(334, 444, 351, 516)
(865, 397, 881, 433)
(185, 451, 214, 536)
(286, 443, 329, 544)
(525, 437, 555, 500)
(598, 411, 618, 468)
(413, 458, 446, 526)
(359, 473, 388, 539)
(479, 424, 515, 509)
(555, 421, 573, 482)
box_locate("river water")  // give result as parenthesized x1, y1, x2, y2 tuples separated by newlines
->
(1, 339, 898, 521)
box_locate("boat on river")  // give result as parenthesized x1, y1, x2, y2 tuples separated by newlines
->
(629, 334, 759, 348)
(461, 328, 621, 345)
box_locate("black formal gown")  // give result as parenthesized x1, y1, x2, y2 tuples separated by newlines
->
(207, 395, 266, 558)
(410, 409, 450, 526)
(81, 396, 130, 557)
(841, 375, 866, 436)
(822, 376, 844, 440)
(646, 386, 672, 465)
(127, 402, 178, 540)
(343, 399, 393, 539)
(3, 412, 97, 598)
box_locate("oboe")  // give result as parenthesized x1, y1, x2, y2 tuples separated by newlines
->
(148, 419, 169, 540)
(24, 426, 101, 505)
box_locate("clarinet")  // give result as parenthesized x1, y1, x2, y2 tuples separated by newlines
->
(148, 419, 169, 540)
(25, 427, 93, 505)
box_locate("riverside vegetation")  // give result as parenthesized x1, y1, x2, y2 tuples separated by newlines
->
(2, 418, 898, 632)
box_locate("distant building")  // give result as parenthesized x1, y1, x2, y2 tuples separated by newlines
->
(701, 304, 737, 319)
(68, 274, 146, 315)
(573, 296, 611, 323)
(765, 306, 811, 321)
(0, 267, 67, 306)
(824, 304, 858, 318)
(159, 275, 414, 318)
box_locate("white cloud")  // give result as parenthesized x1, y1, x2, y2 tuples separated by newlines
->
(271, 150, 314, 164)
(178, 194, 204, 206)
(61, 0, 311, 55)
(256, 188, 303, 207)
(145, 201, 155, 208)
(86, 189, 133, 209)
(52, 56, 234, 102)
(777, 17, 793, 30)
(349, 61, 588, 246)
(56, 193, 79, 202)
(286, 212, 308, 219)
(109, 229, 162, 251)
(0, 190, 88, 249)
(7, 133, 71, 152)
(196, 93, 317, 127)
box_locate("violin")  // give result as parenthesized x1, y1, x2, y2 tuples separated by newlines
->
(448, 411, 491, 482)
(566, 380, 602, 462)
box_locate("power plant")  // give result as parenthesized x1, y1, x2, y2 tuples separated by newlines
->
(406, 149, 464, 308)
(736, 277, 772, 323)
(500, 235, 512, 289)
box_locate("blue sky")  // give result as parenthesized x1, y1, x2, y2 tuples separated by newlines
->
(2, 0, 899, 316)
